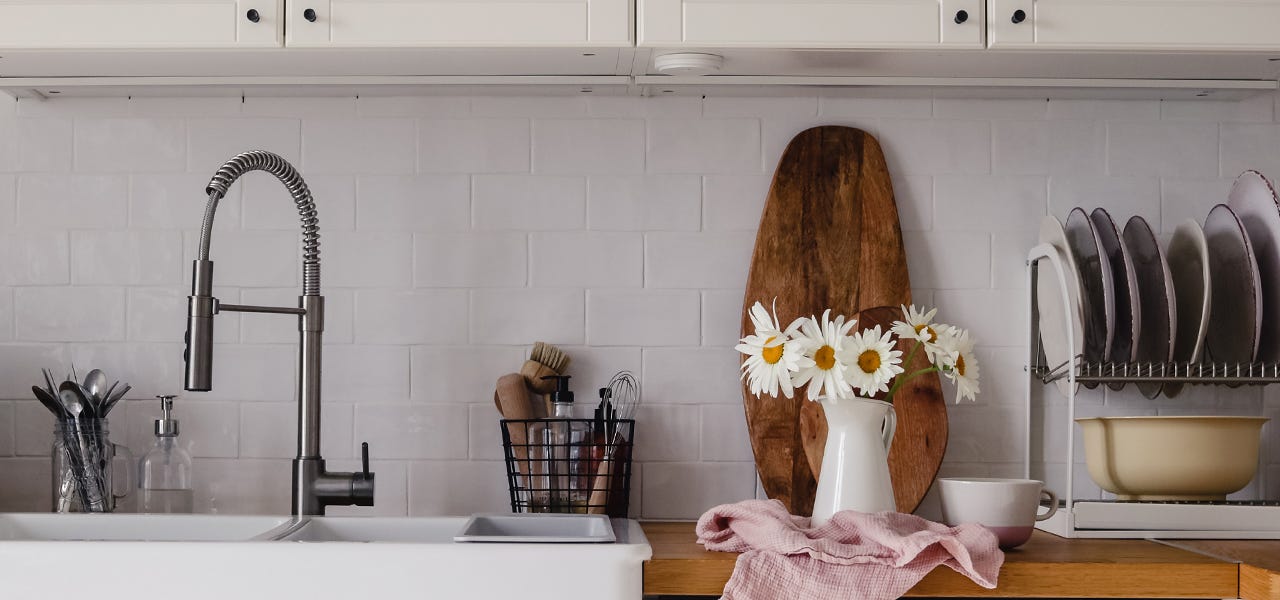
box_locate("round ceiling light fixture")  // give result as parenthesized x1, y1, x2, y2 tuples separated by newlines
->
(653, 52, 725, 76)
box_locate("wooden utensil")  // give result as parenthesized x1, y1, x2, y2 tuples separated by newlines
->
(799, 306, 948, 513)
(495, 373, 539, 481)
(742, 125, 942, 515)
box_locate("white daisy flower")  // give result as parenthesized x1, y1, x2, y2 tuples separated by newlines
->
(735, 301, 803, 398)
(791, 309, 858, 401)
(840, 325, 905, 397)
(890, 304, 954, 364)
(940, 329, 981, 402)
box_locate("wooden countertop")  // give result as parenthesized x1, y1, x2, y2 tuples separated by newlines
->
(1164, 540, 1280, 600)
(640, 522, 1243, 598)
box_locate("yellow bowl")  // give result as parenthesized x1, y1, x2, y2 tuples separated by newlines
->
(1076, 416, 1268, 501)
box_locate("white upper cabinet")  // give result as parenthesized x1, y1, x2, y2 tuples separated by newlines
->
(988, 0, 1280, 50)
(0, 0, 282, 48)
(638, 0, 985, 49)
(285, 0, 632, 47)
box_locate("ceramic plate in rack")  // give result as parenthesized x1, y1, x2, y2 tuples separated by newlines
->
(1203, 204, 1262, 364)
(1122, 216, 1176, 399)
(1165, 220, 1212, 398)
(1038, 216, 1086, 396)
(1226, 170, 1280, 362)
(1065, 207, 1115, 387)
(1090, 208, 1140, 390)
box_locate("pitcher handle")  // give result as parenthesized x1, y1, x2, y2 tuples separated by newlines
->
(112, 443, 135, 501)
(882, 404, 897, 451)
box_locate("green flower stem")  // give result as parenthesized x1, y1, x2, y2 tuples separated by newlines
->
(884, 340, 941, 403)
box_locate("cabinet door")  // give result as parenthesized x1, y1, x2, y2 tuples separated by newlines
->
(988, 0, 1280, 50)
(285, 0, 631, 47)
(0, 0, 282, 48)
(639, 0, 984, 48)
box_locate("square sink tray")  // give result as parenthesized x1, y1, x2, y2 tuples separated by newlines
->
(454, 514, 616, 543)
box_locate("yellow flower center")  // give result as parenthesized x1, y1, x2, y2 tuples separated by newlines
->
(761, 336, 784, 365)
(914, 323, 937, 343)
(956, 354, 967, 377)
(858, 350, 881, 374)
(814, 345, 837, 371)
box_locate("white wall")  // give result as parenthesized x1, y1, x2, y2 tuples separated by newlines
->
(0, 92, 1277, 518)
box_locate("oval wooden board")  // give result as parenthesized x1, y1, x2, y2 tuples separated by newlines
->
(799, 306, 948, 513)
(741, 126, 947, 516)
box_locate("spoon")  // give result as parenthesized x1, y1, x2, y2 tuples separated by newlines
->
(31, 386, 66, 418)
(85, 369, 108, 404)
(58, 382, 88, 421)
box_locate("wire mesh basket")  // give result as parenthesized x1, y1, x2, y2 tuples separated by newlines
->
(500, 418, 634, 518)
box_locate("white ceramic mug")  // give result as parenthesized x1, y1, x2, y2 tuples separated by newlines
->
(937, 478, 1058, 549)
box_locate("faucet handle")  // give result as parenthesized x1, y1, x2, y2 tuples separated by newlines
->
(360, 441, 371, 479)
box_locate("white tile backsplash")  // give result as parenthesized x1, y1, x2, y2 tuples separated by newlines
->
(1, 92, 1277, 520)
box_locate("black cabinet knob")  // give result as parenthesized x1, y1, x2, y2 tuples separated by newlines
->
(246, 8, 260, 23)
(1012, 9, 1027, 23)
(303, 8, 317, 22)
(954, 9, 969, 24)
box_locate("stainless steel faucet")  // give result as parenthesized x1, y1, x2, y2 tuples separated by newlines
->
(183, 150, 374, 516)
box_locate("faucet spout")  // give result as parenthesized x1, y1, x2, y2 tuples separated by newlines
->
(182, 150, 374, 516)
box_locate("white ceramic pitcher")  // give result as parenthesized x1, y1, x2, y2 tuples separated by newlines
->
(810, 396, 897, 527)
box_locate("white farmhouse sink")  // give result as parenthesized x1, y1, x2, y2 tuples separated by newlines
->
(0, 514, 652, 600)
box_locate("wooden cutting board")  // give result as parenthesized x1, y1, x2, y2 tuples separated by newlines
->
(741, 126, 947, 515)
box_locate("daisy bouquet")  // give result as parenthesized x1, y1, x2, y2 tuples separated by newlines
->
(736, 302, 979, 403)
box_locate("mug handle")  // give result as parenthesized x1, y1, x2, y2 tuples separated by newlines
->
(112, 443, 135, 501)
(881, 405, 897, 452)
(1036, 489, 1058, 521)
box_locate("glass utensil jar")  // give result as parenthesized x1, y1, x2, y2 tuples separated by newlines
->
(51, 419, 134, 513)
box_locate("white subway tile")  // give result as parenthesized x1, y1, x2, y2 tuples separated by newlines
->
(322, 345, 410, 403)
(704, 97, 817, 118)
(407, 460, 511, 516)
(934, 98, 1048, 120)
(324, 403, 356, 459)
(12, 118, 73, 172)
(935, 175, 1046, 233)
(903, 231, 991, 290)
(414, 233, 526, 288)
(194, 458, 292, 514)
(357, 96, 469, 118)
(561, 346, 643, 392)
(125, 400, 238, 458)
(933, 288, 1025, 347)
(469, 404, 505, 461)
(645, 232, 754, 289)
(588, 96, 702, 118)
(1220, 123, 1280, 178)
(1161, 95, 1273, 122)
(1160, 178, 1232, 235)
(0, 402, 14, 456)
(14, 401, 51, 457)
(587, 175, 701, 231)
(633, 404, 700, 461)
(71, 230, 183, 285)
(199, 343, 296, 402)
(587, 290, 700, 346)
(0, 175, 11, 229)
(700, 404, 753, 461)
(187, 118, 301, 171)
(15, 287, 124, 342)
(473, 175, 585, 230)
(129, 97, 242, 117)
(702, 175, 769, 231)
(472, 97, 587, 118)
(1050, 176, 1162, 229)
(648, 119, 761, 174)
(530, 232, 642, 288)
(0, 231, 68, 285)
(235, 288, 300, 344)
(991, 229, 1038, 290)
(322, 231, 412, 288)
(17, 97, 129, 118)
(945, 405, 1027, 463)
(75, 118, 185, 172)
(702, 290, 745, 347)
(356, 404, 468, 459)
(242, 174, 355, 231)
(889, 174, 932, 232)
(131, 172, 241, 230)
(189, 230, 298, 288)
(877, 120, 991, 175)
(533, 119, 645, 174)
(326, 460, 407, 516)
(819, 97, 933, 119)
(0, 119, 21, 170)
(643, 347, 741, 404)
(17, 174, 127, 228)
(1107, 121, 1218, 177)
(240, 402, 354, 458)
(129, 287, 237, 344)
(302, 118, 416, 174)
(355, 175, 470, 232)
(418, 119, 530, 174)
(992, 120, 1106, 176)
(410, 345, 527, 403)
(354, 290, 469, 344)
(0, 344, 66, 397)
(1047, 99, 1159, 120)
(470, 288, 584, 346)
(241, 96, 356, 118)
(0, 289, 11, 341)
(0, 458, 51, 512)
(641, 462, 755, 519)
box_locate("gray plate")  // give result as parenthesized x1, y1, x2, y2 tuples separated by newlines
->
(453, 514, 616, 543)
(1122, 216, 1175, 399)
(1065, 207, 1115, 386)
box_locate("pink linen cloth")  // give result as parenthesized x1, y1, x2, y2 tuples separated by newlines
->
(696, 499, 1004, 600)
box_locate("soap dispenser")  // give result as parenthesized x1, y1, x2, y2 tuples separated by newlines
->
(541, 376, 590, 512)
(138, 395, 194, 513)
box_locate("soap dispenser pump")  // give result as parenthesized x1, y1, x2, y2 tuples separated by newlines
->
(138, 395, 194, 514)
(542, 375, 575, 418)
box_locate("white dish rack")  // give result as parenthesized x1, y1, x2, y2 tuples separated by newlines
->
(1025, 243, 1280, 539)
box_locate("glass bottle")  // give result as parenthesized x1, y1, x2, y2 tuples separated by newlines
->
(138, 395, 194, 513)
(541, 376, 590, 513)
